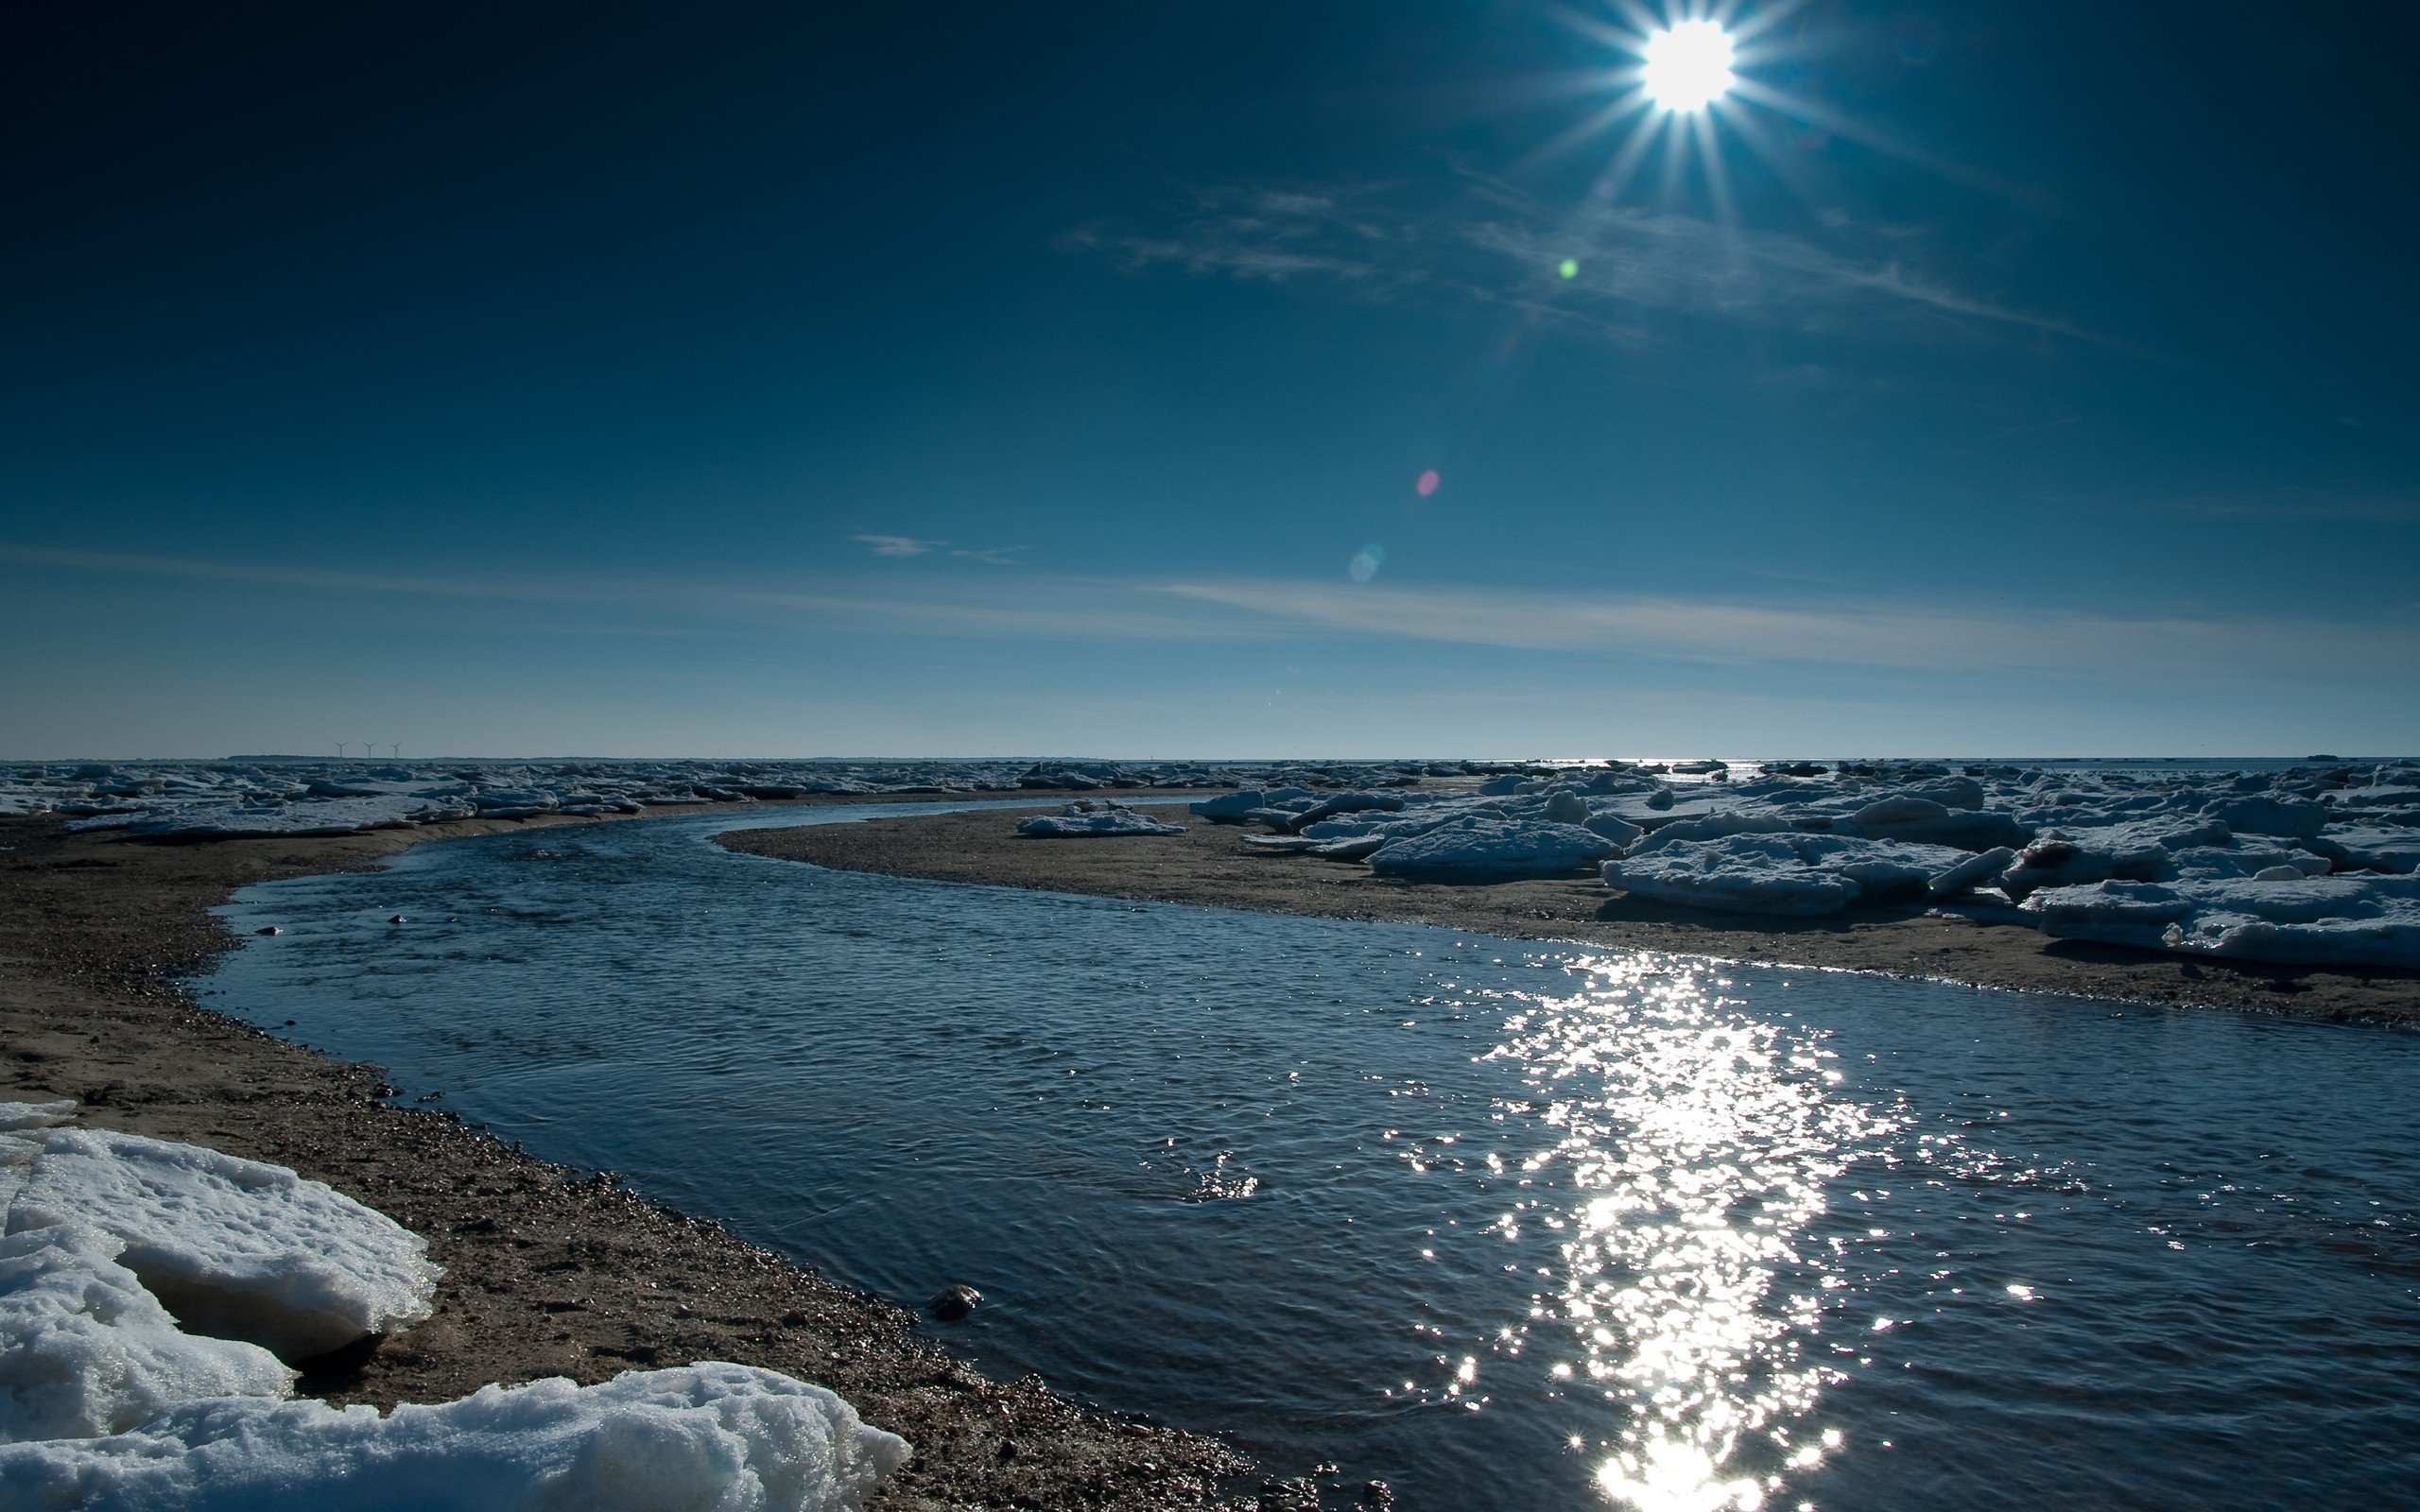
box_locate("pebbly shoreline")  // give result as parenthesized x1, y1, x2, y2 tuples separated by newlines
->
(719, 805, 2420, 1028)
(0, 798, 1255, 1511)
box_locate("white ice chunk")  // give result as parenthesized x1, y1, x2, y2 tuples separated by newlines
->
(6, 1129, 439, 1361)
(1014, 802, 1185, 838)
(1604, 834, 1969, 917)
(0, 1225, 294, 1443)
(2197, 794, 2329, 840)
(0, 1104, 76, 1133)
(2305, 824, 2420, 875)
(0, 1362, 909, 1512)
(2022, 874, 2420, 968)
(1626, 813, 1796, 854)
(1370, 820, 1615, 881)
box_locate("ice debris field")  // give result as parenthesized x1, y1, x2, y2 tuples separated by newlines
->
(0, 757, 1446, 837)
(1180, 759, 2420, 971)
(0, 1101, 907, 1511)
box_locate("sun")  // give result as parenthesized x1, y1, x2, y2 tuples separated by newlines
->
(1641, 19, 1736, 112)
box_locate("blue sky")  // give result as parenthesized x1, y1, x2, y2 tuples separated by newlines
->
(3, 2, 2414, 758)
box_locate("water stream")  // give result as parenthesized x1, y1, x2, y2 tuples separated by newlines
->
(198, 802, 2420, 1510)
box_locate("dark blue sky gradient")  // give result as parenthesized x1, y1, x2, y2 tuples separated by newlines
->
(4, 2, 2413, 756)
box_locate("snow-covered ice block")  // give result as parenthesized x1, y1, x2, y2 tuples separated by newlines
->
(0, 1105, 75, 1134)
(1369, 821, 1615, 882)
(1014, 802, 1185, 838)
(0, 1362, 909, 1512)
(1928, 846, 2016, 899)
(1582, 812, 1644, 849)
(1998, 816, 2230, 899)
(5, 1129, 439, 1361)
(1190, 791, 1270, 822)
(2021, 874, 2420, 968)
(1626, 813, 1795, 855)
(0, 1225, 294, 1443)
(1603, 833, 1968, 916)
(2197, 794, 2329, 840)
(1842, 802, 2032, 851)
(2305, 824, 2420, 875)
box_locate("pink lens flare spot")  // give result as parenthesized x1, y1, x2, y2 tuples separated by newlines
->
(1415, 470, 1440, 497)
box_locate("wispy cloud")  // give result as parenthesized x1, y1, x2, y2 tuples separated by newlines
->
(1068, 180, 2083, 345)
(853, 534, 943, 558)
(1161, 576, 2414, 678)
(854, 534, 1028, 563)
(949, 544, 1030, 565)
(9, 541, 2402, 681)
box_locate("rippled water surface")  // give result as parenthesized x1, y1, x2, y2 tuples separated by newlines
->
(201, 804, 2420, 1511)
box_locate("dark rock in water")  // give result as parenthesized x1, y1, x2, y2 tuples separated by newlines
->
(1361, 1482, 1396, 1508)
(255, 925, 281, 936)
(388, 914, 407, 924)
(929, 1283, 982, 1321)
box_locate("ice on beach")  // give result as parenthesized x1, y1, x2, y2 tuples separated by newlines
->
(0, 1363, 909, 1512)
(2303, 824, 2420, 875)
(2022, 874, 2420, 969)
(0, 1224, 296, 1443)
(1368, 819, 1615, 881)
(5, 1127, 439, 1362)
(1602, 833, 1977, 916)
(0, 1106, 74, 1135)
(0, 1108, 909, 1510)
(1015, 801, 1186, 837)
(2, 759, 1457, 843)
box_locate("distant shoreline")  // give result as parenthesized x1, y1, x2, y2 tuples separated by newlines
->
(0, 794, 1253, 1511)
(721, 805, 2420, 1030)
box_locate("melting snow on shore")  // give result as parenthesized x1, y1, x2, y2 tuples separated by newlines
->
(0, 1103, 908, 1510)
(1199, 759, 2420, 971)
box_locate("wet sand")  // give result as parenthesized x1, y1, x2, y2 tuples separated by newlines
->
(722, 806, 2420, 1028)
(0, 799, 1252, 1512)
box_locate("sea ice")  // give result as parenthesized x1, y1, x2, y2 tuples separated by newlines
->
(1014, 801, 1186, 838)
(0, 1363, 909, 1512)
(2021, 874, 2420, 968)
(0, 1225, 295, 1443)
(1368, 820, 1615, 881)
(1602, 833, 1973, 916)
(5, 1128, 439, 1361)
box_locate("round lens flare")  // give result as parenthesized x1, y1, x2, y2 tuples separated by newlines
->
(1641, 20, 1736, 112)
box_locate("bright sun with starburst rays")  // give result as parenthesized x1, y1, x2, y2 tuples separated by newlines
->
(1640, 18, 1736, 112)
(1529, 1, 1888, 219)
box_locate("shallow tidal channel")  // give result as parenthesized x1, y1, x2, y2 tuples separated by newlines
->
(199, 802, 2420, 1511)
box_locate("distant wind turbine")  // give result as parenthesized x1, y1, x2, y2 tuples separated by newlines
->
(334, 741, 349, 758)
(388, 742, 403, 759)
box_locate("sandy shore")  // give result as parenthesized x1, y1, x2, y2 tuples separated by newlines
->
(720, 805, 2420, 1028)
(0, 798, 1253, 1511)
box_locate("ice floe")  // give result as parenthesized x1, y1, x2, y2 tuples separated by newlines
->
(0, 1364, 909, 1512)
(1015, 800, 1186, 837)
(0, 1104, 908, 1510)
(6, 1126, 440, 1362)
(1603, 834, 1976, 916)
(0, 1225, 296, 1443)
(1200, 758, 2420, 969)
(1368, 820, 1615, 882)
(3, 759, 1454, 840)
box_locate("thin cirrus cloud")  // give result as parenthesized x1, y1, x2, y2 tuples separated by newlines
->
(1159, 576, 2412, 679)
(1065, 180, 2083, 344)
(6, 542, 2403, 683)
(852, 534, 1030, 564)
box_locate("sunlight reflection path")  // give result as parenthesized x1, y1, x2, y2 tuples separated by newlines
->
(1483, 955, 1899, 1510)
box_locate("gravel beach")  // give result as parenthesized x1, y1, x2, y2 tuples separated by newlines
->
(0, 801, 1252, 1512)
(721, 805, 2420, 1028)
